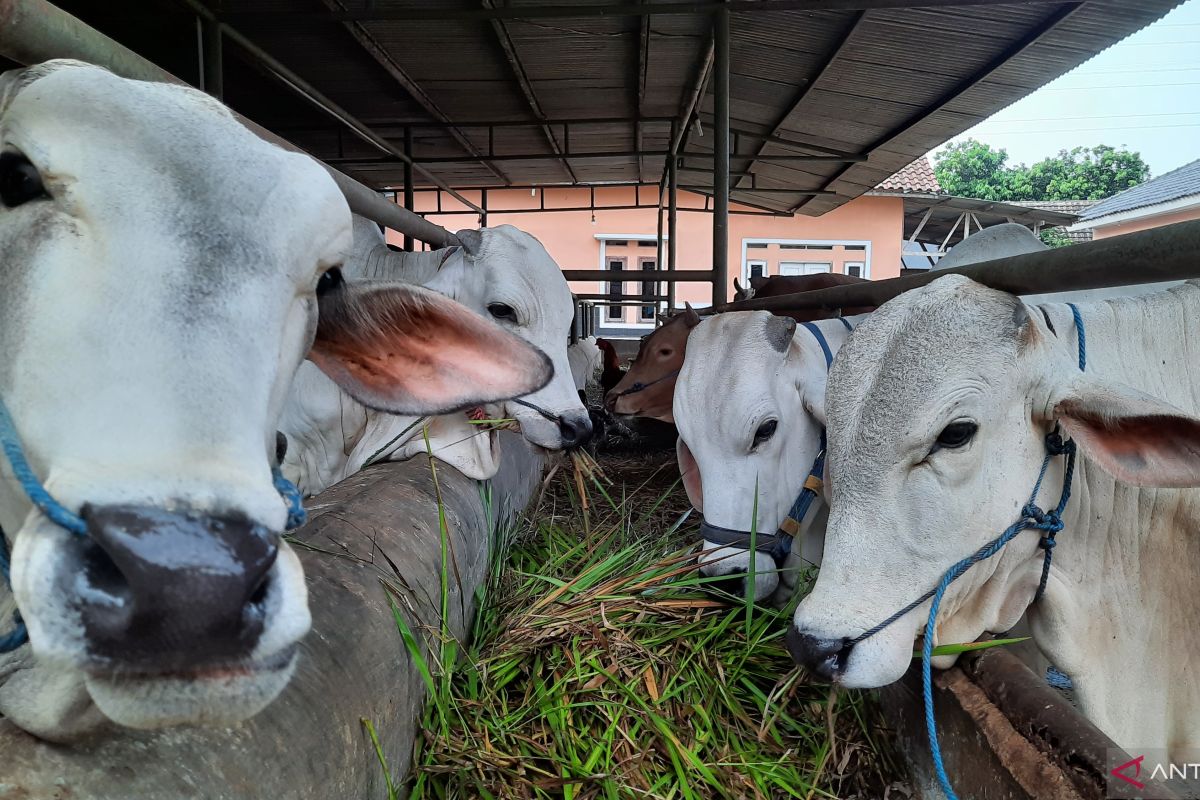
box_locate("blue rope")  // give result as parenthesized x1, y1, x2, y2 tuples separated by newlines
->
(273, 466, 308, 530)
(0, 400, 87, 537)
(0, 395, 309, 654)
(849, 304, 1086, 800)
(1067, 303, 1086, 371)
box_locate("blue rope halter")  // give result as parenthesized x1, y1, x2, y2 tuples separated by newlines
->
(0, 396, 308, 653)
(845, 303, 1085, 800)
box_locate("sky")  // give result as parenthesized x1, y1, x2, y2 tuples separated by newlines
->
(931, 0, 1200, 177)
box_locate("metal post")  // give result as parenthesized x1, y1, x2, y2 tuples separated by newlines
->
(481, 188, 489, 228)
(655, 183, 665, 326)
(201, 17, 222, 100)
(668, 124, 679, 312)
(403, 126, 415, 252)
(711, 6, 730, 307)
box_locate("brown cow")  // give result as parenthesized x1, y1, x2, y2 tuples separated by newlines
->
(605, 273, 875, 422)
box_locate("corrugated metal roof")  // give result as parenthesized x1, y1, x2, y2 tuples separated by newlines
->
(46, 0, 1183, 216)
(1079, 158, 1200, 222)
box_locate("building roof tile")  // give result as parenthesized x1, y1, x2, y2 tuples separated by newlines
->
(1079, 159, 1200, 222)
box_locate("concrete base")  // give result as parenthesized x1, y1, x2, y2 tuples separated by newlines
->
(0, 432, 543, 800)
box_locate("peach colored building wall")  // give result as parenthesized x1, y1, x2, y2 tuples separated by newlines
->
(1088, 202, 1200, 240)
(388, 186, 903, 331)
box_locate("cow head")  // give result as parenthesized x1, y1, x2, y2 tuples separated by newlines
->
(789, 276, 1200, 688)
(416, 225, 592, 450)
(606, 304, 700, 422)
(0, 61, 550, 739)
(674, 312, 851, 603)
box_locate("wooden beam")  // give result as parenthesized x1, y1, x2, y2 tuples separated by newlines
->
(715, 219, 1200, 315)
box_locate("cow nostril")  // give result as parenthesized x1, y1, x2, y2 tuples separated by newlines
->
(559, 414, 593, 448)
(247, 573, 270, 609)
(82, 541, 131, 600)
(786, 627, 852, 681)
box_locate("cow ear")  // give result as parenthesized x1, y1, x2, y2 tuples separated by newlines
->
(310, 281, 552, 416)
(677, 437, 703, 512)
(1053, 380, 1200, 488)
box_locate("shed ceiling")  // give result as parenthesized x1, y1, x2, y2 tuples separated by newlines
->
(48, 0, 1182, 216)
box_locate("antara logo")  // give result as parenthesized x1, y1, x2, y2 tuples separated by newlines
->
(1110, 755, 1145, 790)
(1107, 748, 1200, 799)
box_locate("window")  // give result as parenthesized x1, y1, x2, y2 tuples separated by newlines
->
(637, 240, 658, 248)
(781, 244, 833, 250)
(639, 258, 656, 320)
(845, 261, 864, 278)
(779, 261, 831, 276)
(607, 258, 625, 320)
(747, 242, 768, 249)
(607, 240, 628, 248)
(748, 260, 767, 279)
(844, 244, 866, 251)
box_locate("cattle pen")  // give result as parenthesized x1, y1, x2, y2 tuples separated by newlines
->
(0, 1, 1197, 799)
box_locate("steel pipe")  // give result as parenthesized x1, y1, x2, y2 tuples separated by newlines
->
(714, 220, 1200, 315)
(563, 270, 715, 282)
(0, 0, 460, 248)
(711, 6, 730, 307)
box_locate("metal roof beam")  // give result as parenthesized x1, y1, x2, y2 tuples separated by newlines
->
(636, 0, 651, 183)
(793, 2, 1086, 212)
(733, 11, 865, 191)
(324, 149, 861, 165)
(482, 0, 579, 183)
(318, 0, 510, 185)
(178, 0, 484, 214)
(223, 1, 1068, 23)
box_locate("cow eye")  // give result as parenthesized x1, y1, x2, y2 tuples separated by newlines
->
(316, 266, 343, 296)
(488, 302, 516, 321)
(658, 348, 672, 358)
(932, 421, 977, 453)
(752, 419, 778, 448)
(0, 152, 48, 208)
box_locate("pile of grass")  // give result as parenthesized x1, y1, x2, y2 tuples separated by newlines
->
(400, 454, 902, 799)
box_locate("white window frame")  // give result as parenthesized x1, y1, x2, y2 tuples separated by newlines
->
(844, 260, 865, 278)
(596, 233, 667, 331)
(779, 261, 833, 276)
(747, 259, 768, 279)
(740, 237, 872, 281)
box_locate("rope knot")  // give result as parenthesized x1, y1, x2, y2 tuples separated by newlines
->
(1043, 430, 1076, 457)
(1039, 534, 1057, 552)
(1022, 502, 1064, 534)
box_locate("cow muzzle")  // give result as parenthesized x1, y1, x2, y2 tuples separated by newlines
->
(73, 504, 278, 669)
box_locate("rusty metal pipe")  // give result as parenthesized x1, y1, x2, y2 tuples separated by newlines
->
(0, 0, 460, 248)
(714, 220, 1200, 315)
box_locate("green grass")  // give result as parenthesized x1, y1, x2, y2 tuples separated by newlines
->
(401, 454, 901, 799)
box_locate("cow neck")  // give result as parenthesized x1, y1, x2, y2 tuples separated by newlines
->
(1022, 290, 1200, 749)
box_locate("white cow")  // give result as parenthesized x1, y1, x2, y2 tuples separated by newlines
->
(0, 61, 551, 740)
(791, 275, 1200, 756)
(674, 312, 863, 603)
(280, 217, 589, 496)
(567, 336, 602, 397)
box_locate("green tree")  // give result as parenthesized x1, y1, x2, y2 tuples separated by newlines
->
(933, 140, 1150, 202)
(932, 139, 1015, 200)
